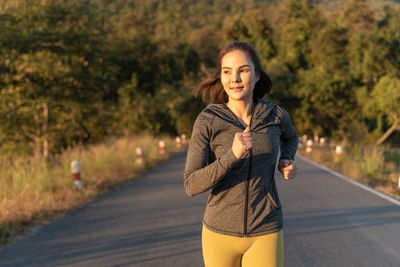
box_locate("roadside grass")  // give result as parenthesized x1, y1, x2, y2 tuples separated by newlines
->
(298, 145, 400, 199)
(0, 134, 185, 247)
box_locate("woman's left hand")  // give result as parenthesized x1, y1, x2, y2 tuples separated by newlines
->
(278, 160, 297, 180)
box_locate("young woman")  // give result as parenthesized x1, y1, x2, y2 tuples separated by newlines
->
(183, 41, 298, 267)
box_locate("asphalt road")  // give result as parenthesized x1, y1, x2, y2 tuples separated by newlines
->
(0, 151, 399, 267)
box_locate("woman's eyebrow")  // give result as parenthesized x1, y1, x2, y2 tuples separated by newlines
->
(222, 64, 250, 69)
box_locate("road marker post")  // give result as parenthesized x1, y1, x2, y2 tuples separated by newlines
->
(319, 137, 327, 147)
(159, 140, 166, 159)
(335, 145, 343, 161)
(175, 136, 182, 148)
(71, 160, 82, 189)
(136, 147, 143, 164)
(306, 140, 313, 153)
(159, 140, 165, 154)
(398, 175, 400, 190)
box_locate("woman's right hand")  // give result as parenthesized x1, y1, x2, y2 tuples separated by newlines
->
(232, 127, 253, 159)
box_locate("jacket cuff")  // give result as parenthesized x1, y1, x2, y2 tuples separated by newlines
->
(279, 154, 295, 161)
(220, 149, 240, 170)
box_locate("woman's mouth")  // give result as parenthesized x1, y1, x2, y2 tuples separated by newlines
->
(230, 86, 244, 92)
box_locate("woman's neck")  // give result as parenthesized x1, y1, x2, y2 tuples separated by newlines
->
(226, 99, 254, 127)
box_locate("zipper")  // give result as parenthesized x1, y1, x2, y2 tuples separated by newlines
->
(243, 147, 252, 236)
(243, 110, 254, 236)
(224, 103, 255, 237)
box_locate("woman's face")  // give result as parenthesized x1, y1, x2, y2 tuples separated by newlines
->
(220, 50, 259, 103)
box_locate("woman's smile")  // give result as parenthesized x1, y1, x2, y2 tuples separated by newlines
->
(230, 86, 244, 92)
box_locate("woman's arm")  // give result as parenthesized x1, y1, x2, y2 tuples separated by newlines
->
(183, 114, 239, 196)
(277, 107, 298, 179)
(278, 107, 298, 162)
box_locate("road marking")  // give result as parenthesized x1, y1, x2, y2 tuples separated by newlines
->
(296, 154, 400, 206)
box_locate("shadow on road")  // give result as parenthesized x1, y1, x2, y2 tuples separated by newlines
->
(285, 205, 400, 237)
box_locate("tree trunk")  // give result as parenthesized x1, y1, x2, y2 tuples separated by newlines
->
(375, 116, 399, 146)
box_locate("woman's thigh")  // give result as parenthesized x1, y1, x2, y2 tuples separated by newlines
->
(202, 225, 249, 267)
(242, 230, 284, 267)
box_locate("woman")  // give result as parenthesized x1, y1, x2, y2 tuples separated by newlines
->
(183, 41, 298, 267)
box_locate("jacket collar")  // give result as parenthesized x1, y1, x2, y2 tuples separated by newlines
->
(204, 98, 277, 129)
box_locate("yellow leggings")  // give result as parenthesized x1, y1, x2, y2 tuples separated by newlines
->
(202, 225, 284, 267)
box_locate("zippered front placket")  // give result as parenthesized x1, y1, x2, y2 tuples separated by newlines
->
(243, 148, 252, 236)
(223, 104, 255, 237)
(243, 111, 254, 237)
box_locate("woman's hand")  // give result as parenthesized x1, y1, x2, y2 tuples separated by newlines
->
(232, 127, 253, 159)
(278, 160, 297, 180)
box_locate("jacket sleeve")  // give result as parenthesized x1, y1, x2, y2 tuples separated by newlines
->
(278, 107, 298, 161)
(183, 113, 239, 196)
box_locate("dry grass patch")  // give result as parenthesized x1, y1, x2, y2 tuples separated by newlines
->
(298, 145, 400, 200)
(0, 134, 185, 246)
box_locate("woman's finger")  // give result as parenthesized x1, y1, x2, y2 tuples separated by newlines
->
(282, 165, 294, 171)
(285, 172, 296, 179)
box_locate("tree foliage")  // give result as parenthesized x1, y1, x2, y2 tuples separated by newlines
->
(1, 0, 399, 157)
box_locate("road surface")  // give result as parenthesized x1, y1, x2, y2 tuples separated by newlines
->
(0, 152, 399, 266)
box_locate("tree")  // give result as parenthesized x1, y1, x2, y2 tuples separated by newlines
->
(292, 69, 359, 139)
(309, 24, 348, 73)
(337, 0, 376, 37)
(0, 0, 115, 156)
(359, 75, 400, 145)
(279, 0, 321, 71)
(222, 9, 276, 67)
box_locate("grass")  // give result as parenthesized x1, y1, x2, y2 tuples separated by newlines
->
(0, 134, 186, 247)
(298, 144, 400, 199)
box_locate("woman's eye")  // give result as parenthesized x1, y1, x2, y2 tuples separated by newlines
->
(223, 71, 231, 74)
(241, 69, 250, 72)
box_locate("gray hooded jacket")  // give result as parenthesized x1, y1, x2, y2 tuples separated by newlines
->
(184, 98, 298, 237)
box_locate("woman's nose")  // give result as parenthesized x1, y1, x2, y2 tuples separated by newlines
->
(231, 71, 241, 83)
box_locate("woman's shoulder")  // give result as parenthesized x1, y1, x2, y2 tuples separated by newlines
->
(256, 98, 290, 122)
(192, 103, 218, 127)
(196, 103, 226, 121)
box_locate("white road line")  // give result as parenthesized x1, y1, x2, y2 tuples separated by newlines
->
(296, 154, 400, 206)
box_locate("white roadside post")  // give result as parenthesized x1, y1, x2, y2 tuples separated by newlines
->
(398, 174, 400, 190)
(319, 137, 326, 147)
(306, 140, 313, 153)
(159, 140, 165, 154)
(136, 147, 143, 164)
(71, 160, 82, 189)
(159, 140, 166, 159)
(335, 145, 343, 161)
(175, 136, 182, 148)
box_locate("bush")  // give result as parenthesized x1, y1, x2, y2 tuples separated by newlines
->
(358, 149, 385, 178)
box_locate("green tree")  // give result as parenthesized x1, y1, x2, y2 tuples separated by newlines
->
(359, 75, 400, 145)
(0, 0, 116, 156)
(337, 0, 376, 37)
(292, 69, 361, 140)
(309, 24, 348, 73)
(280, 0, 321, 71)
(222, 10, 276, 67)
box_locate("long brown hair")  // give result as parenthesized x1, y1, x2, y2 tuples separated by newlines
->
(193, 41, 272, 103)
